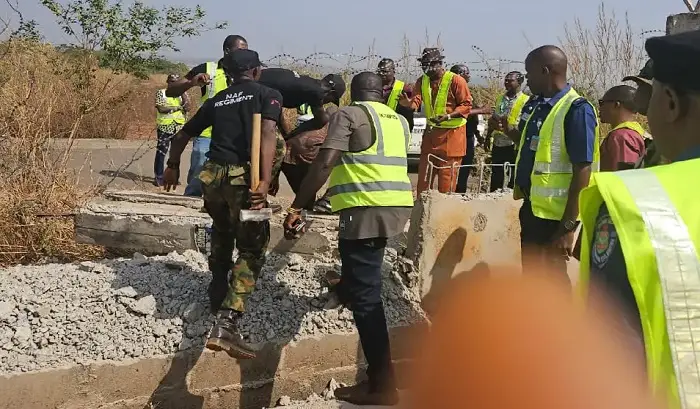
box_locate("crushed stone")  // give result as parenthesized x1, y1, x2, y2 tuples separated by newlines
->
(0, 242, 425, 374)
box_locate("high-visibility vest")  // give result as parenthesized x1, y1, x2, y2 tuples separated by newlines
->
(513, 87, 600, 221)
(327, 101, 414, 212)
(610, 120, 646, 137)
(200, 61, 228, 138)
(578, 158, 700, 409)
(421, 71, 467, 129)
(491, 92, 530, 145)
(297, 103, 314, 123)
(156, 90, 186, 126)
(386, 79, 405, 111)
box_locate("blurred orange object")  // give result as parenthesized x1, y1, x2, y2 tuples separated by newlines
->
(408, 271, 662, 409)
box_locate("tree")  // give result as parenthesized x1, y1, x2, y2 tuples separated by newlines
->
(40, 0, 227, 77)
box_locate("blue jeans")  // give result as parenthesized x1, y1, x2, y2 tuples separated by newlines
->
(184, 136, 211, 197)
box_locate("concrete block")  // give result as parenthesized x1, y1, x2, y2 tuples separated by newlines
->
(406, 191, 522, 304)
(74, 191, 330, 256)
(666, 13, 700, 35)
(0, 326, 419, 409)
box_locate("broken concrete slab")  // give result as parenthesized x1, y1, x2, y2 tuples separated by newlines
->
(74, 190, 331, 256)
(667, 12, 700, 35)
(406, 191, 521, 303)
(0, 326, 424, 409)
(405, 191, 580, 311)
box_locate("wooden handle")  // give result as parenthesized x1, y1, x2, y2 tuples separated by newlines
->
(251, 113, 261, 190)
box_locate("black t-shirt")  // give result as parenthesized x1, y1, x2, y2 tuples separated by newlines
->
(185, 59, 232, 98)
(182, 80, 282, 165)
(258, 68, 325, 109)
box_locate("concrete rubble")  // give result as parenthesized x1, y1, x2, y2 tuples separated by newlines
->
(0, 245, 425, 375)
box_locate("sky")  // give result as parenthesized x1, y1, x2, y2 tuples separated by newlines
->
(1, 0, 684, 78)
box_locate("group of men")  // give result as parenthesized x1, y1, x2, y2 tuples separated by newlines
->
(151, 27, 700, 408)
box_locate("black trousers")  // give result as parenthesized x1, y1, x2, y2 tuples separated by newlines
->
(519, 200, 569, 282)
(490, 145, 516, 192)
(456, 136, 476, 193)
(337, 237, 395, 392)
(281, 162, 315, 210)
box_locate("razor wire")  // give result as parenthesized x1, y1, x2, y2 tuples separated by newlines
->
(261, 45, 525, 82)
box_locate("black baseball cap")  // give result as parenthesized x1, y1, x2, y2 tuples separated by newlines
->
(323, 74, 346, 106)
(224, 49, 266, 73)
(622, 59, 653, 86)
(644, 29, 700, 91)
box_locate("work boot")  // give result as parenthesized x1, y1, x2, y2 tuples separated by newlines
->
(334, 381, 399, 406)
(207, 272, 228, 313)
(205, 309, 256, 359)
(313, 197, 332, 214)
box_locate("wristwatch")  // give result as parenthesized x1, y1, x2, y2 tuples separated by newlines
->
(562, 219, 577, 232)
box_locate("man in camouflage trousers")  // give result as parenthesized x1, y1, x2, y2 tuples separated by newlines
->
(164, 49, 282, 359)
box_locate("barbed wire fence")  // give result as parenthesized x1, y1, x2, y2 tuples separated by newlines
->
(261, 45, 526, 84)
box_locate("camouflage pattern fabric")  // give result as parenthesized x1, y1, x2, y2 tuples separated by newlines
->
(199, 160, 270, 312)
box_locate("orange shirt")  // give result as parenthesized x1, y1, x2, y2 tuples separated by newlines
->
(410, 72, 473, 157)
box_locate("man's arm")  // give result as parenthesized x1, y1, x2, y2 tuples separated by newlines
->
(399, 78, 422, 111)
(506, 101, 535, 145)
(259, 119, 277, 185)
(166, 63, 207, 97)
(449, 75, 473, 118)
(560, 99, 598, 225)
(181, 92, 192, 114)
(290, 148, 341, 209)
(291, 108, 353, 209)
(285, 104, 329, 140)
(167, 100, 214, 165)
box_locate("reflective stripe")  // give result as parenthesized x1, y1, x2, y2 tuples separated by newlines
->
(340, 155, 408, 166)
(533, 161, 600, 174)
(617, 169, 700, 409)
(530, 186, 569, 198)
(207, 62, 217, 100)
(328, 181, 413, 195)
(353, 101, 410, 156)
(547, 94, 574, 172)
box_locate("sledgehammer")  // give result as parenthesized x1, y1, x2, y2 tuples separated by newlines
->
(240, 113, 273, 222)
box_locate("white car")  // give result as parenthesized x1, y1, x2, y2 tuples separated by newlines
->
(407, 108, 486, 168)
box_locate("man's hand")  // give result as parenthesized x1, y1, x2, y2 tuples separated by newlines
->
(398, 92, 412, 108)
(191, 73, 211, 87)
(551, 228, 576, 260)
(163, 167, 179, 192)
(283, 211, 306, 239)
(432, 114, 451, 124)
(249, 181, 270, 210)
(489, 116, 504, 132)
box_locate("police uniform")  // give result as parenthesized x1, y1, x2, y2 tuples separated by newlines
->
(170, 49, 283, 358)
(578, 29, 700, 409)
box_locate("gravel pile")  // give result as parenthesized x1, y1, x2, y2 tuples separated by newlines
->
(0, 245, 425, 375)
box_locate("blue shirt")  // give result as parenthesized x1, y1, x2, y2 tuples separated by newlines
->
(514, 85, 598, 195)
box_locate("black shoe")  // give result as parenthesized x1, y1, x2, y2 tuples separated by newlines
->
(206, 309, 256, 359)
(313, 198, 332, 214)
(207, 274, 228, 313)
(335, 381, 399, 406)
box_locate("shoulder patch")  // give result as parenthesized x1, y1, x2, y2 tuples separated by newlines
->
(591, 213, 618, 269)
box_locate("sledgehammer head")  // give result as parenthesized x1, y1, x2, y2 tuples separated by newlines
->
(239, 208, 272, 222)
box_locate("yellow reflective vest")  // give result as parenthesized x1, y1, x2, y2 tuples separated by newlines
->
(578, 158, 700, 409)
(421, 71, 467, 129)
(200, 61, 229, 138)
(328, 101, 414, 212)
(610, 120, 646, 137)
(491, 92, 530, 147)
(386, 79, 405, 111)
(513, 87, 600, 221)
(156, 89, 186, 126)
